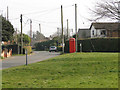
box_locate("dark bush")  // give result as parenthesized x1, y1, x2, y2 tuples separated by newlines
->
(57, 46, 62, 51)
(35, 40, 58, 51)
(24, 46, 32, 54)
(65, 38, 120, 53)
(2, 44, 25, 54)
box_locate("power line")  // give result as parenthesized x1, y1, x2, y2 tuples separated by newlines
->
(23, 19, 30, 29)
(30, 19, 58, 28)
(23, 8, 59, 15)
(9, 4, 74, 29)
(9, 4, 75, 37)
(9, 18, 19, 20)
(33, 19, 60, 24)
(23, 4, 74, 15)
(23, 14, 70, 24)
(23, 15, 60, 24)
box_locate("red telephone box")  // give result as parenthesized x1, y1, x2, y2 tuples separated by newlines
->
(69, 38, 76, 53)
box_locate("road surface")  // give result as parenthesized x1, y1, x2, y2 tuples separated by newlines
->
(0, 51, 60, 69)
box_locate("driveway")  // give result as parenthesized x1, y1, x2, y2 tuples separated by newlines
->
(0, 51, 60, 69)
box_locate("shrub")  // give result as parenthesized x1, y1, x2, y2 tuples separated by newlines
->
(24, 46, 32, 54)
(2, 44, 19, 54)
(57, 46, 62, 51)
(65, 38, 120, 53)
(34, 40, 58, 51)
(2, 44, 26, 54)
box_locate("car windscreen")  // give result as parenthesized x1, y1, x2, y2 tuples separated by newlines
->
(50, 46, 55, 48)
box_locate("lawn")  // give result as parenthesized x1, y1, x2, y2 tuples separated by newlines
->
(2, 53, 118, 88)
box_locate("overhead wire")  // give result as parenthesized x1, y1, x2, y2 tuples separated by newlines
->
(22, 4, 74, 23)
(22, 19, 30, 29)
(78, 11, 89, 24)
(33, 20, 59, 28)
(9, 17, 19, 20)
(7, 4, 74, 24)
(8, 4, 75, 36)
(23, 15, 60, 24)
(23, 4, 74, 15)
(23, 15, 59, 29)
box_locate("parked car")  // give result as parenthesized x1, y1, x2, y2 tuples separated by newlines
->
(49, 46, 57, 52)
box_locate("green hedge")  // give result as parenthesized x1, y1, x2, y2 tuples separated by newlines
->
(24, 46, 32, 54)
(2, 44, 27, 54)
(35, 40, 60, 51)
(57, 46, 62, 51)
(2, 44, 19, 54)
(65, 38, 120, 53)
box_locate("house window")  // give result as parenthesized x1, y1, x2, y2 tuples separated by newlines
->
(92, 30, 94, 35)
(101, 30, 106, 35)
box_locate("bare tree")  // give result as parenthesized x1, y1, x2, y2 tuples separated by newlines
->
(91, 0, 120, 21)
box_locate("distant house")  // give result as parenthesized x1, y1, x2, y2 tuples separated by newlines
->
(90, 22, 120, 38)
(78, 28, 90, 39)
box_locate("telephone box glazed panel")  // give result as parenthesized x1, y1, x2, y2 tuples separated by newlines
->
(69, 38, 76, 53)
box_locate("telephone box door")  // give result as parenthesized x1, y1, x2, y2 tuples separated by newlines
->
(69, 38, 76, 53)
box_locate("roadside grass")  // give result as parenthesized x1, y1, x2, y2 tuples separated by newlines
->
(2, 53, 118, 88)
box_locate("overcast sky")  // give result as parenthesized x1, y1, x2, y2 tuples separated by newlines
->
(0, 0, 105, 37)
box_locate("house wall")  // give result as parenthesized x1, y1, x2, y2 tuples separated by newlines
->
(112, 31, 120, 37)
(90, 23, 120, 38)
(107, 30, 120, 37)
(78, 29, 90, 39)
(112, 31, 118, 37)
(91, 25, 107, 38)
(91, 26, 97, 38)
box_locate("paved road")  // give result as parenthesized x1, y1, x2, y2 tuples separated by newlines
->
(0, 51, 60, 69)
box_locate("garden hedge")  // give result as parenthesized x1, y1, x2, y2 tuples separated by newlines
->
(2, 44, 19, 54)
(2, 44, 32, 54)
(35, 40, 61, 51)
(24, 46, 32, 54)
(65, 38, 120, 53)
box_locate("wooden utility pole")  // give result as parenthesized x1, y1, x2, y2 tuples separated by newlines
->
(15, 28, 17, 44)
(75, 4, 78, 52)
(67, 19, 69, 39)
(30, 20, 32, 38)
(7, 6, 9, 20)
(57, 28, 59, 46)
(57, 28, 59, 36)
(30, 19, 32, 46)
(71, 29, 73, 37)
(16, 28, 19, 54)
(20, 14, 23, 54)
(39, 24, 41, 33)
(61, 5, 64, 53)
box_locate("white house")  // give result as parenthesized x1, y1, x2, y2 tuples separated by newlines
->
(90, 22, 120, 38)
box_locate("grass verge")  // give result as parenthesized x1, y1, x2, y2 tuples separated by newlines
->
(2, 53, 118, 88)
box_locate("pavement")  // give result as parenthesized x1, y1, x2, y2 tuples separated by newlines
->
(0, 51, 60, 70)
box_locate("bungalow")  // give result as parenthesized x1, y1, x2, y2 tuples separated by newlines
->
(90, 22, 120, 38)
